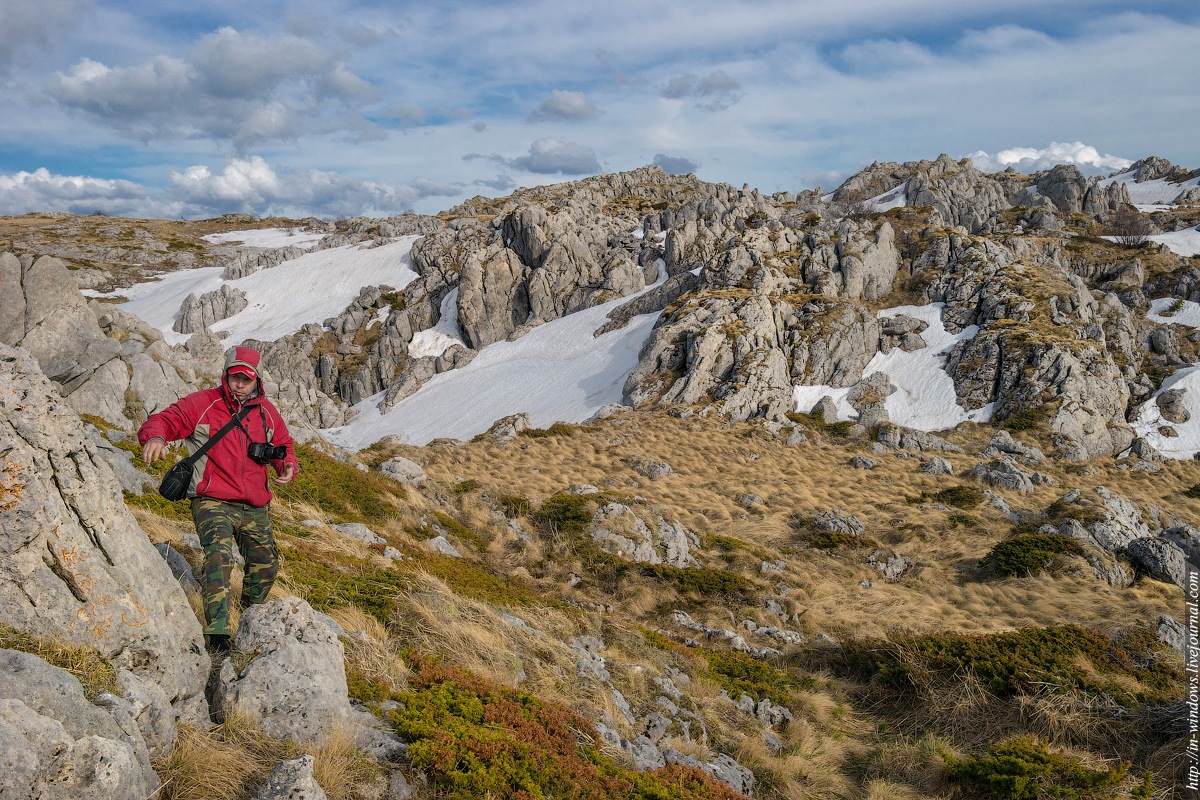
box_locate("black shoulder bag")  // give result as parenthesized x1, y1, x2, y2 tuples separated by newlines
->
(158, 406, 253, 501)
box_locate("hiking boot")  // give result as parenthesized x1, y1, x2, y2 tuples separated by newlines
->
(206, 634, 231, 657)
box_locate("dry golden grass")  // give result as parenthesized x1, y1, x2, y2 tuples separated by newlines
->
(155, 707, 381, 800)
(388, 571, 597, 708)
(155, 707, 289, 800)
(327, 606, 411, 694)
(409, 409, 1186, 644)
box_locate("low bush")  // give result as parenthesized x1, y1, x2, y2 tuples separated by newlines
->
(947, 735, 1128, 799)
(934, 485, 983, 510)
(700, 648, 811, 707)
(1182, 484, 1200, 500)
(803, 530, 878, 550)
(1001, 409, 1045, 432)
(386, 655, 746, 800)
(835, 625, 1181, 706)
(518, 422, 579, 438)
(278, 444, 401, 524)
(982, 534, 1085, 577)
(497, 493, 534, 518)
(451, 479, 479, 495)
(532, 491, 593, 534)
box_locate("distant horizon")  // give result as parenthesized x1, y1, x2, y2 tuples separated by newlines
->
(4, 147, 1192, 224)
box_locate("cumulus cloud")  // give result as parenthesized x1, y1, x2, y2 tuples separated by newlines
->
(473, 174, 515, 192)
(967, 141, 1133, 175)
(527, 90, 597, 121)
(651, 154, 699, 174)
(511, 139, 601, 174)
(47, 27, 376, 149)
(167, 156, 424, 218)
(0, 167, 163, 217)
(0, 0, 90, 72)
(468, 139, 601, 175)
(0, 156, 466, 219)
(660, 69, 742, 110)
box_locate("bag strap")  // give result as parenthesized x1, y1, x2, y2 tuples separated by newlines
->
(179, 405, 254, 468)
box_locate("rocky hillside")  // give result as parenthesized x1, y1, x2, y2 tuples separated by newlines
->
(0, 154, 1197, 799)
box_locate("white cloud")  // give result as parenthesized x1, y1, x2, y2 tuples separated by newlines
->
(652, 154, 699, 174)
(0, 0, 91, 71)
(167, 157, 419, 218)
(661, 69, 742, 110)
(0, 167, 164, 217)
(47, 27, 376, 149)
(511, 139, 602, 175)
(966, 142, 1133, 175)
(527, 90, 598, 121)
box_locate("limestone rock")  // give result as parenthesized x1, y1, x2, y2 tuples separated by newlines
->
(214, 597, 353, 742)
(591, 504, 699, 567)
(0, 650, 158, 799)
(378, 455, 426, 484)
(174, 284, 249, 334)
(254, 755, 328, 800)
(0, 344, 208, 726)
(484, 413, 532, 441)
(0, 254, 122, 395)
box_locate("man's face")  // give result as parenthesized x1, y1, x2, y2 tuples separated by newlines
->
(227, 372, 255, 401)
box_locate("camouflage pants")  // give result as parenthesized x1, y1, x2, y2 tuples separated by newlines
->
(191, 498, 279, 636)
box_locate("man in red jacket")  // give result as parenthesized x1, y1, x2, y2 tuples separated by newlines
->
(138, 345, 299, 656)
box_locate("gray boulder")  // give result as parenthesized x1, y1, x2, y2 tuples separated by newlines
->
(0, 649, 158, 799)
(378, 455, 426, 484)
(0, 344, 208, 727)
(214, 597, 354, 742)
(174, 284, 249, 334)
(0, 253, 122, 395)
(847, 371, 891, 428)
(968, 458, 1050, 492)
(254, 755, 328, 800)
(1127, 537, 1188, 587)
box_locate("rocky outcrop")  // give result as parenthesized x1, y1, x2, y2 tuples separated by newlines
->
(213, 597, 390, 748)
(590, 504, 699, 567)
(0, 253, 121, 394)
(174, 284, 249, 334)
(0, 344, 208, 724)
(0, 650, 159, 799)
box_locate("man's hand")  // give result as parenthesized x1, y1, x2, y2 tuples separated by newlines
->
(141, 437, 168, 464)
(273, 462, 297, 485)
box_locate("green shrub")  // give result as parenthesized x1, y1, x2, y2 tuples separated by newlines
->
(835, 625, 1181, 706)
(532, 491, 593, 534)
(430, 511, 488, 551)
(982, 534, 1085, 577)
(639, 563, 753, 600)
(123, 488, 194, 521)
(1183, 484, 1200, 500)
(277, 444, 401, 524)
(1002, 408, 1045, 432)
(497, 493, 533, 518)
(948, 736, 1127, 799)
(934, 485, 983, 509)
(804, 530, 877, 550)
(386, 656, 746, 800)
(451, 479, 479, 495)
(700, 648, 808, 707)
(518, 422, 579, 438)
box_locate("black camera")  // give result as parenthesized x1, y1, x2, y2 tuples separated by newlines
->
(247, 442, 287, 464)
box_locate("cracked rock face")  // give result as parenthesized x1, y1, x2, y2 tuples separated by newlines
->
(0, 343, 208, 723)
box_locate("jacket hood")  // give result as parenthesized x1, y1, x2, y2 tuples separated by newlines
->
(222, 345, 264, 402)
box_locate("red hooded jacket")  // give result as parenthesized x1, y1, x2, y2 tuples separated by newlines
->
(137, 346, 300, 507)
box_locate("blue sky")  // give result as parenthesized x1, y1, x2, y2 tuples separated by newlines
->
(0, 0, 1196, 219)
